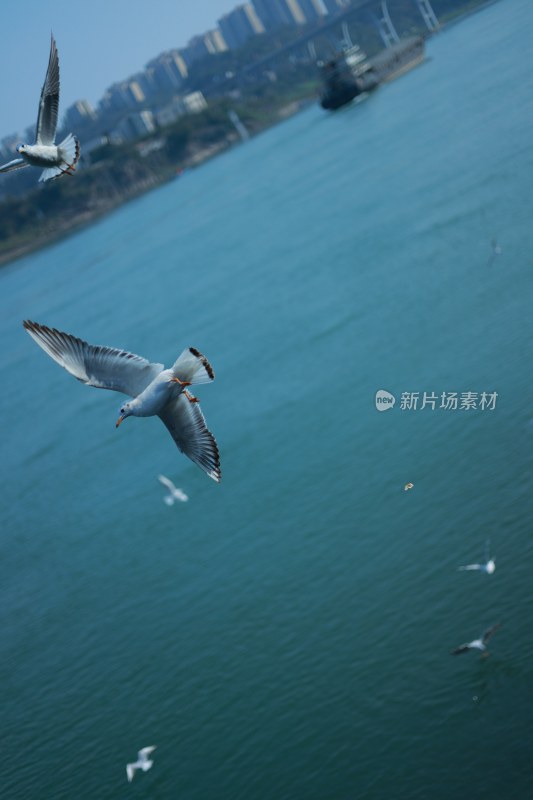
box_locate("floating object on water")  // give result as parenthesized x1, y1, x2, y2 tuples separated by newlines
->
(404, 482, 414, 491)
(126, 746, 156, 782)
(158, 474, 188, 505)
(451, 623, 501, 657)
(0, 35, 80, 182)
(23, 320, 221, 482)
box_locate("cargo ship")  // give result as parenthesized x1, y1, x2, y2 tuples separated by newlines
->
(319, 35, 425, 111)
(318, 44, 379, 110)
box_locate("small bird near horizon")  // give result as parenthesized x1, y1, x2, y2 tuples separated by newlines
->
(158, 474, 189, 505)
(126, 746, 156, 782)
(0, 35, 80, 182)
(451, 623, 501, 657)
(23, 320, 221, 482)
(458, 539, 495, 574)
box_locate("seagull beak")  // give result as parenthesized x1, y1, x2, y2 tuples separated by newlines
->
(116, 415, 125, 428)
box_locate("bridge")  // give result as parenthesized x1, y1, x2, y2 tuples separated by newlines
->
(242, 0, 439, 77)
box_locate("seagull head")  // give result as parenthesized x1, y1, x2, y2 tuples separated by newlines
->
(116, 401, 134, 428)
(16, 144, 27, 153)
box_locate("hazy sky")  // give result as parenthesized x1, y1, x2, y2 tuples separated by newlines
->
(0, 0, 235, 140)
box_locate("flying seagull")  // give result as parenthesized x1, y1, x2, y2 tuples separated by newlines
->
(0, 35, 80, 182)
(23, 320, 221, 482)
(158, 474, 189, 505)
(458, 539, 495, 574)
(487, 238, 502, 266)
(451, 623, 501, 656)
(126, 746, 156, 782)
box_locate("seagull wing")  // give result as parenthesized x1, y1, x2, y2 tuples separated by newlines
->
(0, 158, 29, 173)
(36, 35, 60, 145)
(451, 643, 471, 655)
(458, 563, 481, 571)
(158, 474, 176, 492)
(138, 746, 157, 761)
(159, 395, 221, 482)
(126, 763, 136, 782)
(482, 623, 501, 645)
(23, 320, 164, 397)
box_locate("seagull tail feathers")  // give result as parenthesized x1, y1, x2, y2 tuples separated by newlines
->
(39, 165, 65, 182)
(58, 133, 81, 169)
(39, 135, 80, 182)
(171, 347, 215, 385)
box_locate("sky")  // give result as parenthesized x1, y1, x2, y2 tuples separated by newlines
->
(0, 0, 236, 140)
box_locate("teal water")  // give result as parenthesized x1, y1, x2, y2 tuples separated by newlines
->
(2, 2, 533, 797)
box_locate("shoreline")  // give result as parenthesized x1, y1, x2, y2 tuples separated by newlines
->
(0, 100, 313, 269)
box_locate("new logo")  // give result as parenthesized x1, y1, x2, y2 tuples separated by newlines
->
(375, 389, 396, 412)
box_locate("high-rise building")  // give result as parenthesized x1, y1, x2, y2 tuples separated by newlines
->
(63, 100, 97, 131)
(145, 51, 188, 94)
(99, 79, 147, 114)
(113, 110, 156, 141)
(252, 0, 307, 29)
(205, 29, 229, 54)
(252, 0, 288, 29)
(282, 0, 307, 25)
(218, 3, 265, 50)
(184, 29, 228, 65)
(299, 0, 328, 22)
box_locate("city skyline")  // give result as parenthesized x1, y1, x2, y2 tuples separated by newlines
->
(0, 0, 239, 138)
(0, 0, 349, 146)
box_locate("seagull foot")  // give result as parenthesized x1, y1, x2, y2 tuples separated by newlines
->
(170, 378, 191, 387)
(184, 390, 200, 403)
(59, 164, 76, 177)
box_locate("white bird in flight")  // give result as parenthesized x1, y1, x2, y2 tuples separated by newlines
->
(0, 35, 80, 182)
(126, 745, 156, 782)
(458, 539, 495, 574)
(451, 623, 501, 656)
(158, 474, 189, 505)
(23, 320, 221, 482)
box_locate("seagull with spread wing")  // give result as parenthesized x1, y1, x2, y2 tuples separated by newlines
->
(451, 623, 501, 657)
(158, 474, 189, 505)
(23, 320, 221, 482)
(458, 539, 495, 574)
(0, 35, 80, 182)
(126, 746, 156, 782)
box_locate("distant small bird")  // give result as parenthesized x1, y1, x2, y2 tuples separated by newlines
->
(487, 238, 502, 266)
(0, 35, 80, 182)
(158, 474, 188, 505)
(458, 539, 495, 574)
(23, 320, 221, 482)
(451, 623, 501, 656)
(404, 482, 414, 491)
(126, 746, 156, 782)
